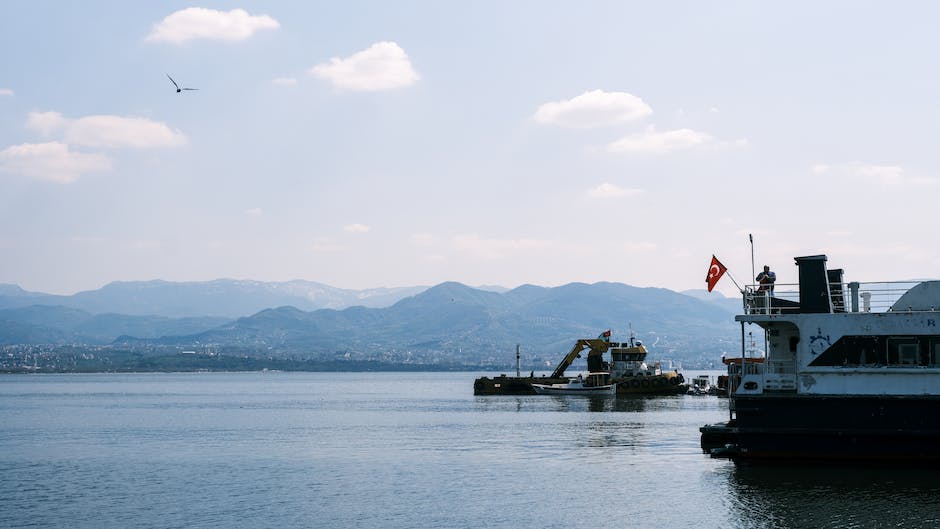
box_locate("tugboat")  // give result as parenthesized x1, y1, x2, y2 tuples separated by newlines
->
(701, 254, 940, 462)
(544, 329, 686, 396)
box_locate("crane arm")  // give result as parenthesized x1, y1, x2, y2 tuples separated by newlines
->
(549, 338, 611, 378)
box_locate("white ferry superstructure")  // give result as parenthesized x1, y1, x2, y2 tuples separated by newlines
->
(701, 254, 940, 462)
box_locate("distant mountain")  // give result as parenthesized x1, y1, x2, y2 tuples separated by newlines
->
(130, 281, 740, 366)
(681, 289, 742, 314)
(0, 280, 428, 318)
(0, 280, 745, 367)
(0, 305, 230, 345)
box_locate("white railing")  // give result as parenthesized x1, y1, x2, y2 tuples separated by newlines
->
(858, 281, 924, 312)
(743, 280, 930, 314)
(743, 284, 797, 315)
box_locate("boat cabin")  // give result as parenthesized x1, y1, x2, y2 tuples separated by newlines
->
(731, 254, 940, 397)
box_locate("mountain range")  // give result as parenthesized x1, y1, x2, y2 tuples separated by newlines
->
(0, 280, 428, 317)
(0, 279, 742, 368)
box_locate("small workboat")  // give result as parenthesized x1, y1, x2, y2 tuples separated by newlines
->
(688, 375, 722, 396)
(532, 372, 616, 395)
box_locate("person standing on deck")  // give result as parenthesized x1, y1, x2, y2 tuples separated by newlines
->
(756, 265, 776, 295)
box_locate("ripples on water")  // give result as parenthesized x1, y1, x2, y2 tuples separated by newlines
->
(2, 371, 939, 529)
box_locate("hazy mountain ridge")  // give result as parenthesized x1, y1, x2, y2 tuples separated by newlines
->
(0, 305, 230, 345)
(0, 280, 429, 317)
(127, 281, 739, 366)
(0, 280, 741, 367)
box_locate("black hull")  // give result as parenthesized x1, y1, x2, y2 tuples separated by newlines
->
(702, 395, 940, 462)
(473, 375, 567, 395)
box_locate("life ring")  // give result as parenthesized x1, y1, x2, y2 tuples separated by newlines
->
(641, 379, 650, 388)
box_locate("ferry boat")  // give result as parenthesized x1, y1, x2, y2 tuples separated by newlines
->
(701, 254, 940, 462)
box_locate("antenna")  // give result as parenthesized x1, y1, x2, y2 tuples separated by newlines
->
(749, 233, 755, 290)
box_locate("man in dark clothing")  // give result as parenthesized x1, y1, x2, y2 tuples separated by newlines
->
(756, 265, 776, 294)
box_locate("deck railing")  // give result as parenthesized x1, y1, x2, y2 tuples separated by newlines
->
(743, 280, 929, 314)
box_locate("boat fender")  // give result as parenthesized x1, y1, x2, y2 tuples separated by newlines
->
(669, 377, 678, 385)
(631, 379, 641, 388)
(641, 379, 650, 388)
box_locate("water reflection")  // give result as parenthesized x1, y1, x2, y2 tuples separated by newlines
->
(472, 394, 700, 414)
(723, 463, 940, 528)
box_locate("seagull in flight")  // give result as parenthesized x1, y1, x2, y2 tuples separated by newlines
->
(167, 74, 198, 93)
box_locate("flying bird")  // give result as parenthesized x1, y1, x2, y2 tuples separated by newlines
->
(166, 74, 198, 93)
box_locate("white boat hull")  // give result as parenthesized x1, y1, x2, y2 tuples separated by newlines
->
(531, 382, 616, 395)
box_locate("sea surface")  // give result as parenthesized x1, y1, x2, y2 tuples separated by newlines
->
(2, 371, 940, 529)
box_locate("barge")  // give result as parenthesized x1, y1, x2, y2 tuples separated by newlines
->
(475, 330, 685, 396)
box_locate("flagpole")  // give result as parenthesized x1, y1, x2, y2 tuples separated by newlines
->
(724, 270, 744, 293)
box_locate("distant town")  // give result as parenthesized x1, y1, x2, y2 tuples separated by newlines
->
(0, 341, 731, 374)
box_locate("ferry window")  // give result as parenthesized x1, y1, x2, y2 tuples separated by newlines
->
(931, 342, 940, 366)
(898, 344, 919, 365)
(809, 335, 883, 367)
(887, 338, 919, 366)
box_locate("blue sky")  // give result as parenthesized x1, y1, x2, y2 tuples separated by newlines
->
(2, 2, 938, 295)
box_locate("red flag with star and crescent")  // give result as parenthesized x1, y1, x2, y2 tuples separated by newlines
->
(705, 255, 727, 292)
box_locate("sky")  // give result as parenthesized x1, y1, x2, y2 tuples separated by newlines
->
(2, 1, 939, 296)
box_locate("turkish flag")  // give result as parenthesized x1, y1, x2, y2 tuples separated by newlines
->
(705, 255, 727, 292)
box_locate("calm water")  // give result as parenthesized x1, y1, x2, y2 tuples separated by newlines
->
(2, 371, 940, 529)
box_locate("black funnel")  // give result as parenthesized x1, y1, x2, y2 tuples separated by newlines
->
(794, 255, 832, 313)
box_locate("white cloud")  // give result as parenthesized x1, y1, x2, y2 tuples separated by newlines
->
(146, 7, 279, 44)
(271, 77, 298, 86)
(344, 223, 371, 233)
(26, 111, 187, 149)
(587, 182, 643, 199)
(606, 127, 717, 155)
(452, 234, 551, 260)
(310, 41, 419, 92)
(535, 90, 652, 128)
(0, 142, 111, 183)
(26, 111, 68, 135)
(0, 88, 13, 97)
(244, 208, 263, 216)
(812, 162, 937, 185)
